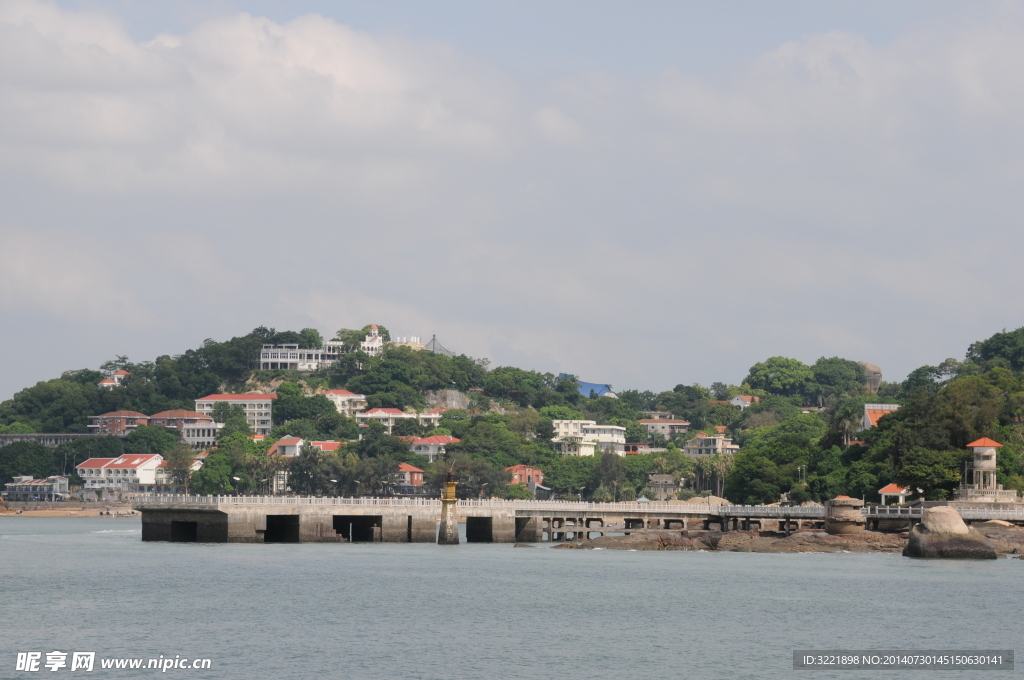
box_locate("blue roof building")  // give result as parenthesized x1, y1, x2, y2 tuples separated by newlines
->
(559, 374, 617, 399)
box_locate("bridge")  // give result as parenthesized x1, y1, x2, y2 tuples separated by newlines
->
(132, 495, 827, 543)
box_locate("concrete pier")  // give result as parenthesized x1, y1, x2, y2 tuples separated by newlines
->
(134, 496, 827, 544)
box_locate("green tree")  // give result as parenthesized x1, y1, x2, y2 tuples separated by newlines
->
(539, 405, 584, 421)
(298, 328, 325, 349)
(163, 443, 197, 493)
(0, 441, 55, 486)
(744, 357, 813, 397)
(392, 418, 425, 437)
(504, 483, 533, 499)
(124, 426, 181, 454)
(190, 452, 236, 495)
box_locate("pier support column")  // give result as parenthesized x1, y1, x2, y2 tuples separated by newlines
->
(438, 475, 459, 545)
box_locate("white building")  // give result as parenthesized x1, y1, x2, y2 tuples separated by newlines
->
(267, 436, 304, 457)
(259, 344, 341, 371)
(3, 476, 69, 501)
(194, 394, 277, 435)
(361, 325, 385, 356)
(551, 420, 625, 456)
(356, 408, 444, 434)
(409, 435, 460, 462)
(98, 369, 130, 389)
(638, 418, 690, 440)
(730, 395, 760, 410)
(324, 389, 368, 417)
(76, 454, 164, 494)
(682, 433, 740, 457)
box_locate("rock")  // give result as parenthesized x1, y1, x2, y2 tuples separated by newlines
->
(903, 507, 997, 559)
(513, 543, 535, 548)
(700, 531, 723, 551)
(920, 506, 970, 535)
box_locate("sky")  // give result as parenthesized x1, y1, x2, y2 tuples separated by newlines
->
(2, 0, 1024, 400)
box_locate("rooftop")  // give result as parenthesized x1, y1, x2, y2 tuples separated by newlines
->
(967, 437, 1003, 448)
(197, 394, 277, 401)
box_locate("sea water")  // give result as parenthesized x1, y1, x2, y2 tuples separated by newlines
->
(1, 518, 1021, 680)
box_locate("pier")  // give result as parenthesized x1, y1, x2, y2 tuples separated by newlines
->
(133, 496, 829, 543)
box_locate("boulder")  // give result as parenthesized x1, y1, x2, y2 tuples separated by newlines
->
(903, 507, 997, 559)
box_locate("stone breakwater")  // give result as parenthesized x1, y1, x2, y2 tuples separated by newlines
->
(552, 522, 1024, 555)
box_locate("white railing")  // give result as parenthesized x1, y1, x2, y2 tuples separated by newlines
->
(131, 495, 825, 516)
(863, 505, 1024, 520)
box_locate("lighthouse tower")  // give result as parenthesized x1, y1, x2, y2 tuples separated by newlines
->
(954, 438, 1018, 503)
(437, 471, 459, 545)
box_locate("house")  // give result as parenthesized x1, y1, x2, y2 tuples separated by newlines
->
(259, 344, 340, 371)
(356, 408, 442, 434)
(860, 403, 900, 430)
(75, 454, 164, 494)
(550, 419, 625, 456)
(682, 433, 740, 457)
(730, 395, 760, 410)
(267, 437, 303, 457)
(646, 473, 681, 501)
(149, 410, 222, 450)
(624, 444, 668, 455)
(98, 369, 130, 389)
(877, 483, 910, 505)
(397, 463, 424, 487)
(323, 389, 368, 417)
(194, 394, 277, 435)
(88, 411, 150, 436)
(3, 475, 69, 501)
(638, 418, 690, 440)
(505, 464, 549, 497)
(410, 435, 460, 462)
(582, 424, 626, 455)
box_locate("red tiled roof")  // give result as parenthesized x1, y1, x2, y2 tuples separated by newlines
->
(364, 408, 405, 415)
(311, 441, 342, 451)
(112, 370, 130, 376)
(734, 395, 759, 403)
(424, 408, 448, 414)
(864, 409, 896, 427)
(966, 437, 1003, 448)
(398, 463, 423, 473)
(505, 464, 542, 473)
(412, 435, 460, 445)
(878, 483, 909, 495)
(834, 495, 852, 499)
(98, 378, 116, 385)
(149, 410, 212, 420)
(106, 454, 161, 469)
(324, 390, 357, 396)
(76, 458, 115, 469)
(274, 437, 303, 446)
(95, 410, 149, 418)
(197, 394, 277, 401)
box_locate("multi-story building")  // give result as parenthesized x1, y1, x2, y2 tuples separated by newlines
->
(267, 437, 303, 457)
(3, 475, 69, 501)
(682, 433, 740, 457)
(551, 420, 625, 456)
(149, 410, 222, 450)
(357, 408, 444, 434)
(581, 424, 626, 455)
(194, 394, 277, 435)
(360, 325, 385, 356)
(88, 411, 149, 436)
(409, 435, 460, 462)
(397, 463, 424, 487)
(76, 454, 164, 494)
(638, 418, 690, 440)
(323, 390, 368, 417)
(259, 344, 341, 371)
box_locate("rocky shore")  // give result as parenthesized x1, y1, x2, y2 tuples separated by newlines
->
(551, 521, 1024, 555)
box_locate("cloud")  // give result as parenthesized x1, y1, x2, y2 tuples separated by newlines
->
(3, 1, 1024, 400)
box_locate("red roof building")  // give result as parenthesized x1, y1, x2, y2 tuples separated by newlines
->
(877, 483, 910, 505)
(88, 411, 149, 436)
(397, 462, 424, 486)
(267, 437, 303, 457)
(310, 440, 343, 452)
(409, 435, 460, 462)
